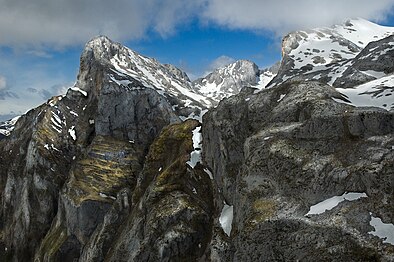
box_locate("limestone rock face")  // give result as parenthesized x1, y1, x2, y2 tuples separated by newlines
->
(1, 24, 394, 261)
(203, 81, 394, 261)
(0, 36, 198, 261)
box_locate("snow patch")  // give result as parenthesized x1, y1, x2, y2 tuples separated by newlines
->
(335, 74, 394, 110)
(187, 126, 202, 168)
(204, 168, 213, 179)
(277, 94, 286, 102)
(361, 70, 386, 79)
(99, 192, 116, 200)
(219, 204, 234, 236)
(68, 126, 76, 141)
(70, 86, 88, 97)
(369, 213, 394, 245)
(306, 192, 367, 215)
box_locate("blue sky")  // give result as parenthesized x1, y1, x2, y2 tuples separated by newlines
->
(0, 0, 394, 120)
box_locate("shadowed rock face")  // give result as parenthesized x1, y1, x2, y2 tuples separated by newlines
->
(203, 81, 394, 261)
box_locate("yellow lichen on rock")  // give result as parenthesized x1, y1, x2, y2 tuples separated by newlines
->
(66, 135, 142, 205)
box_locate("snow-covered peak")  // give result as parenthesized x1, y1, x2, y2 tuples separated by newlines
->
(207, 60, 258, 81)
(193, 60, 275, 103)
(75, 36, 214, 118)
(333, 18, 394, 48)
(281, 18, 394, 70)
(269, 19, 394, 111)
(0, 115, 20, 138)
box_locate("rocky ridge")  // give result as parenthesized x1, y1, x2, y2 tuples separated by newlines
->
(193, 60, 278, 103)
(0, 18, 393, 262)
(269, 18, 394, 110)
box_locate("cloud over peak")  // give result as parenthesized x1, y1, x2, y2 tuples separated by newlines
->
(0, 75, 6, 90)
(0, 0, 393, 48)
(0, 0, 204, 48)
(203, 0, 394, 34)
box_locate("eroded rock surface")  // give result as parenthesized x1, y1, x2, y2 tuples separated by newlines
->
(203, 81, 394, 261)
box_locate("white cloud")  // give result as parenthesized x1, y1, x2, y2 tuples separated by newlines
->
(0, 0, 204, 48)
(203, 0, 394, 35)
(0, 0, 393, 48)
(209, 55, 236, 70)
(0, 75, 6, 90)
(201, 55, 235, 77)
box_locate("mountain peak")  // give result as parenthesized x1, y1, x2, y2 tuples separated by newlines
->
(86, 35, 114, 47)
(192, 59, 276, 102)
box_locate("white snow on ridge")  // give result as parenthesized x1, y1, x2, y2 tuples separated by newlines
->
(187, 126, 202, 168)
(335, 74, 394, 110)
(306, 192, 367, 216)
(255, 71, 276, 90)
(0, 116, 21, 137)
(110, 50, 211, 108)
(0, 129, 10, 136)
(219, 204, 234, 236)
(204, 168, 213, 180)
(68, 126, 76, 141)
(361, 70, 386, 79)
(334, 18, 394, 49)
(70, 86, 88, 97)
(369, 213, 394, 245)
(284, 18, 394, 72)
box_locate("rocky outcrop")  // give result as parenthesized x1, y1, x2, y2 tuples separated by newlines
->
(32, 119, 213, 261)
(0, 36, 192, 261)
(203, 80, 394, 261)
(1, 27, 394, 261)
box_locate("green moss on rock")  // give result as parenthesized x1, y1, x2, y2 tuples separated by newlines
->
(34, 223, 67, 261)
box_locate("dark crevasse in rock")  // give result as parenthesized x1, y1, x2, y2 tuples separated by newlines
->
(0, 33, 393, 262)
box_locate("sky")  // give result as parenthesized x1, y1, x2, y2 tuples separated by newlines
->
(0, 0, 394, 120)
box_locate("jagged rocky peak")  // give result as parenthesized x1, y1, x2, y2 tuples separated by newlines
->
(83, 35, 119, 61)
(0, 35, 205, 260)
(199, 59, 258, 86)
(193, 59, 276, 103)
(163, 63, 191, 82)
(269, 18, 394, 110)
(280, 18, 394, 67)
(74, 35, 212, 118)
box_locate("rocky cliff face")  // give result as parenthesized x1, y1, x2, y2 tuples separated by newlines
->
(1, 19, 394, 262)
(203, 81, 394, 261)
(0, 36, 211, 261)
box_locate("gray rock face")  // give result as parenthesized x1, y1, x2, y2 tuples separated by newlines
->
(1, 28, 394, 262)
(0, 36, 192, 261)
(203, 81, 394, 261)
